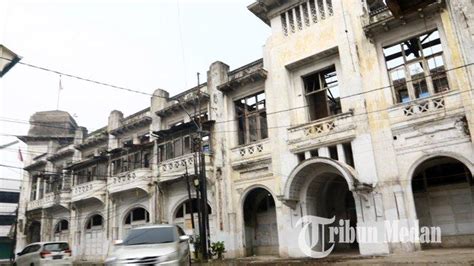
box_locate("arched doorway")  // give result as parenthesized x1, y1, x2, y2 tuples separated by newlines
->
(283, 157, 362, 255)
(83, 214, 104, 260)
(173, 198, 213, 236)
(27, 221, 41, 244)
(412, 156, 474, 246)
(242, 187, 279, 256)
(123, 207, 150, 238)
(305, 175, 358, 252)
(53, 220, 69, 241)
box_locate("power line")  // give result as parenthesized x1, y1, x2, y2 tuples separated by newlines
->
(0, 87, 472, 138)
(0, 57, 472, 131)
(0, 56, 167, 99)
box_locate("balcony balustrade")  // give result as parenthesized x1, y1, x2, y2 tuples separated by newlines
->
(26, 190, 71, 211)
(287, 112, 356, 153)
(388, 91, 464, 128)
(230, 139, 271, 170)
(158, 153, 212, 183)
(108, 168, 154, 194)
(71, 180, 106, 203)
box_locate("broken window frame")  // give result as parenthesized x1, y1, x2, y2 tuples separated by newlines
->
(383, 29, 449, 104)
(235, 91, 268, 146)
(158, 134, 194, 162)
(303, 65, 342, 121)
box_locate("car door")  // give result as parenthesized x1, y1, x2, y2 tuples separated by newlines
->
(15, 246, 31, 265)
(27, 245, 42, 266)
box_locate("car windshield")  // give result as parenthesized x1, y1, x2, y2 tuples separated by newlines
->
(123, 227, 177, 245)
(43, 243, 69, 251)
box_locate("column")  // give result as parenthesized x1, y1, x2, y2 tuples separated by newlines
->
(318, 146, 330, 158)
(336, 144, 346, 163)
(36, 177, 41, 200)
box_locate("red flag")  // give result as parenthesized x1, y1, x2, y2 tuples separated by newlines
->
(18, 148, 23, 162)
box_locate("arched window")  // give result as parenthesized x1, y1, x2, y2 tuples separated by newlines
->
(85, 214, 103, 230)
(175, 198, 212, 219)
(124, 207, 150, 225)
(54, 220, 69, 233)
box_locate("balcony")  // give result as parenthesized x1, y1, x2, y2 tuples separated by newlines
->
(287, 112, 356, 153)
(230, 139, 271, 170)
(362, 0, 444, 38)
(26, 198, 44, 211)
(388, 91, 464, 129)
(71, 180, 106, 204)
(108, 168, 154, 195)
(26, 191, 71, 211)
(158, 153, 213, 183)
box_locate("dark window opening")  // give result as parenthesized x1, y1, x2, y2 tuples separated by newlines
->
(303, 66, 341, 121)
(54, 220, 69, 233)
(329, 145, 338, 160)
(86, 214, 103, 229)
(297, 153, 305, 162)
(124, 208, 150, 225)
(310, 149, 319, 158)
(343, 143, 354, 168)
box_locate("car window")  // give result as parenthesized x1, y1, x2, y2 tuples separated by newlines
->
(43, 242, 69, 252)
(21, 244, 40, 255)
(20, 246, 31, 255)
(177, 226, 185, 236)
(29, 245, 41, 253)
(123, 227, 177, 245)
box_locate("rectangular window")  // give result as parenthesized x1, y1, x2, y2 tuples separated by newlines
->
(303, 66, 341, 121)
(383, 29, 448, 103)
(158, 145, 165, 162)
(0, 215, 16, 225)
(30, 176, 37, 201)
(235, 92, 268, 145)
(183, 136, 191, 154)
(174, 138, 183, 157)
(0, 191, 20, 203)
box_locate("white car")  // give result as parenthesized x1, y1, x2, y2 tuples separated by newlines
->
(105, 224, 190, 265)
(14, 241, 73, 266)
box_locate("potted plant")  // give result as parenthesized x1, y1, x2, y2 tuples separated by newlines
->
(210, 241, 226, 260)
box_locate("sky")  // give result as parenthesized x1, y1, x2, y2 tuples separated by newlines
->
(0, 0, 270, 184)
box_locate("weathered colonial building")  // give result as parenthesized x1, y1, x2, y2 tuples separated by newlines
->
(16, 0, 474, 262)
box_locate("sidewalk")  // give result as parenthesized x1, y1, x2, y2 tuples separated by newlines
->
(196, 248, 474, 265)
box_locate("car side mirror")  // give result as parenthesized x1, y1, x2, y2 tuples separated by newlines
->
(114, 239, 123, 245)
(16, 252, 22, 256)
(179, 235, 190, 242)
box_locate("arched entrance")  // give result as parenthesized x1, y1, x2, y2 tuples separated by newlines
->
(83, 214, 104, 260)
(412, 156, 474, 247)
(283, 157, 362, 254)
(123, 207, 150, 238)
(27, 221, 41, 244)
(53, 220, 69, 241)
(242, 187, 279, 256)
(305, 175, 359, 251)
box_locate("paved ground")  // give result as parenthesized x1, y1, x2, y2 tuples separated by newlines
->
(2, 248, 473, 265)
(195, 248, 474, 265)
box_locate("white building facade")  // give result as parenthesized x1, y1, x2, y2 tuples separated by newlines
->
(15, 0, 474, 262)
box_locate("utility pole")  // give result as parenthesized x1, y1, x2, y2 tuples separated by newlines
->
(196, 72, 210, 260)
(184, 163, 195, 231)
